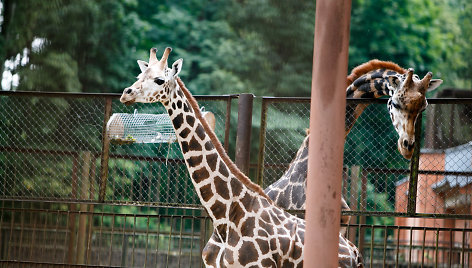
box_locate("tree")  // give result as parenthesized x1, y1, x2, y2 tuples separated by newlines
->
(0, 0, 143, 92)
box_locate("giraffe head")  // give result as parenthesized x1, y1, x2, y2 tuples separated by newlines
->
(387, 68, 442, 159)
(120, 47, 182, 105)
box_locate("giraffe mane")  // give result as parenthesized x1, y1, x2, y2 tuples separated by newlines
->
(346, 59, 406, 85)
(176, 77, 274, 202)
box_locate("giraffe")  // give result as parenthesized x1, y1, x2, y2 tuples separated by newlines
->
(265, 60, 443, 214)
(121, 47, 312, 267)
(262, 60, 442, 266)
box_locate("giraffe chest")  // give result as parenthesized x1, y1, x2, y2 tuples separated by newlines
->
(214, 208, 305, 267)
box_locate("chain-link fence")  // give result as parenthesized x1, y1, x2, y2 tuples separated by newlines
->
(0, 92, 234, 206)
(1, 91, 472, 267)
(0, 201, 212, 267)
(257, 96, 472, 218)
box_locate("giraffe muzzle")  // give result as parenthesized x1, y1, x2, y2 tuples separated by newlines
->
(397, 137, 414, 159)
(120, 88, 136, 105)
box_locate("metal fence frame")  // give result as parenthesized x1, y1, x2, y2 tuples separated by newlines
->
(2, 91, 472, 267)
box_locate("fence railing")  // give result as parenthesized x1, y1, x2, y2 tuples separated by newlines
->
(2, 91, 472, 217)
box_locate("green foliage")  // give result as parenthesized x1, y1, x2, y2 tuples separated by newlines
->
(351, 0, 443, 72)
(1, 0, 472, 234)
(1, 0, 143, 92)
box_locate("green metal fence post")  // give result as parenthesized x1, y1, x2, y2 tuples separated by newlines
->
(99, 97, 113, 202)
(256, 98, 269, 187)
(235, 93, 254, 176)
(407, 113, 423, 215)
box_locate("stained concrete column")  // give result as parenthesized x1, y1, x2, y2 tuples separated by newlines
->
(304, 0, 351, 266)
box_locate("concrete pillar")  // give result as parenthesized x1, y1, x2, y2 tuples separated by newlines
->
(304, 0, 351, 266)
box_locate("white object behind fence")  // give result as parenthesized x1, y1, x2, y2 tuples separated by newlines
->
(106, 109, 216, 144)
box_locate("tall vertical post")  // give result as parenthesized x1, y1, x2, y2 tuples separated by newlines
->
(348, 166, 360, 243)
(304, 1, 351, 267)
(76, 151, 92, 264)
(235, 93, 254, 176)
(99, 97, 112, 202)
(68, 154, 79, 264)
(407, 113, 423, 215)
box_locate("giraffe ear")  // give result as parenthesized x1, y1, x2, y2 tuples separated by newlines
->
(137, 60, 149, 73)
(426, 79, 443, 92)
(171, 58, 183, 77)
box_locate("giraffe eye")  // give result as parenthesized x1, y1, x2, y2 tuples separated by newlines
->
(391, 101, 401, 110)
(154, 77, 165, 85)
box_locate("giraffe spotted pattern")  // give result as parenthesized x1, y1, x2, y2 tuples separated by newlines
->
(260, 60, 442, 267)
(121, 47, 307, 267)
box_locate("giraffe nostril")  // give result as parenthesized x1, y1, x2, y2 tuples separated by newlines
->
(125, 88, 132, 94)
(408, 141, 415, 150)
(403, 139, 408, 148)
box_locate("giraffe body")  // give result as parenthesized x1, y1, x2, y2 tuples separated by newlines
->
(263, 60, 442, 267)
(121, 47, 306, 267)
(265, 60, 443, 215)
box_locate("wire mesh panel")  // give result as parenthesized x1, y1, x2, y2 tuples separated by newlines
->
(0, 201, 211, 268)
(104, 97, 232, 206)
(344, 103, 411, 213)
(0, 93, 233, 206)
(398, 101, 472, 217)
(0, 95, 104, 201)
(258, 98, 411, 214)
(257, 98, 311, 189)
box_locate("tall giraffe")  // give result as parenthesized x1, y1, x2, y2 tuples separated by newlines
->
(121, 47, 312, 267)
(265, 60, 442, 215)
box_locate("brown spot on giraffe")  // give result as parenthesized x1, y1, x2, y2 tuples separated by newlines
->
(238, 241, 258, 266)
(188, 136, 202, 151)
(179, 127, 191, 139)
(206, 153, 218, 172)
(187, 155, 202, 167)
(204, 140, 214, 151)
(192, 166, 210, 184)
(219, 161, 229, 177)
(256, 238, 270, 254)
(199, 183, 213, 202)
(229, 201, 245, 226)
(214, 176, 230, 200)
(227, 226, 239, 247)
(230, 177, 243, 196)
(240, 216, 255, 237)
(210, 200, 227, 220)
(195, 124, 206, 140)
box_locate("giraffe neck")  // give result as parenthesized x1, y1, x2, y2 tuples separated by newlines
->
(164, 78, 271, 226)
(344, 68, 404, 136)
